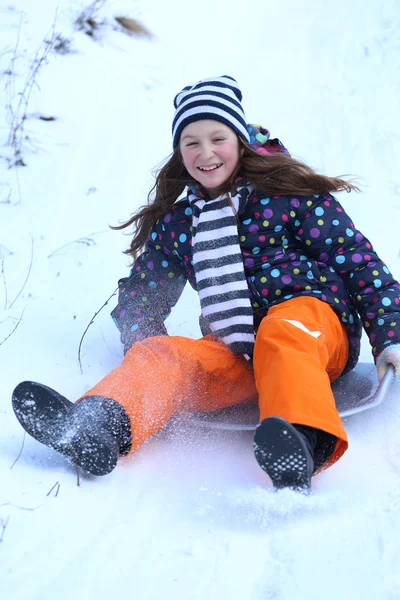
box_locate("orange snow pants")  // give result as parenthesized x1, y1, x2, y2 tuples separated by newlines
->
(82, 296, 349, 469)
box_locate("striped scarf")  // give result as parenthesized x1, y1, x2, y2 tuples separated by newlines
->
(188, 183, 255, 357)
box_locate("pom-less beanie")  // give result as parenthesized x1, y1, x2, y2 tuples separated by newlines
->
(172, 75, 250, 149)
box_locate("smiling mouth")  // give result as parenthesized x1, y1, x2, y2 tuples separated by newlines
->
(198, 164, 222, 172)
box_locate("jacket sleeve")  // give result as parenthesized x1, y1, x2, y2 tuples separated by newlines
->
(292, 192, 400, 358)
(111, 220, 187, 354)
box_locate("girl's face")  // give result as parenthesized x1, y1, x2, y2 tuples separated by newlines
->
(179, 120, 240, 197)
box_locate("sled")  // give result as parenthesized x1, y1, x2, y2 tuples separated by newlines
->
(182, 363, 396, 431)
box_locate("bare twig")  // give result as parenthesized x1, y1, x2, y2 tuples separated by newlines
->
(8, 236, 34, 309)
(78, 285, 119, 373)
(0, 247, 8, 309)
(0, 44, 14, 62)
(47, 236, 96, 257)
(67, 447, 81, 485)
(0, 304, 27, 346)
(0, 187, 12, 205)
(99, 326, 112, 353)
(4, 12, 23, 125)
(46, 481, 60, 497)
(77, 272, 140, 372)
(10, 431, 26, 470)
(0, 517, 10, 544)
(0, 244, 13, 255)
(5, 8, 60, 167)
(13, 159, 22, 204)
(47, 230, 108, 258)
(0, 502, 39, 512)
(0, 244, 14, 309)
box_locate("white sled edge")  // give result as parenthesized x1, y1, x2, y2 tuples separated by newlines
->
(339, 363, 395, 418)
(182, 365, 396, 432)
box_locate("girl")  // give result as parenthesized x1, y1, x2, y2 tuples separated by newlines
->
(12, 76, 400, 492)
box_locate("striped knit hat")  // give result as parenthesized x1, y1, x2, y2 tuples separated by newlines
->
(172, 75, 251, 149)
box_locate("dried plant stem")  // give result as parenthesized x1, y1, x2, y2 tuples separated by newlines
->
(46, 481, 60, 497)
(4, 12, 23, 122)
(78, 286, 119, 373)
(0, 247, 7, 309)
(0, 304, 27, 346)
(77, 271, 141, 372)
(14, 160, 22, 204)
(0, 502, 39, 511)
(9, 236, 34, 309)
(10, 431, 26, 470)
(47, 230, 107, 258)
(0, 517, 10, 544)
(6, 7, 60, 166)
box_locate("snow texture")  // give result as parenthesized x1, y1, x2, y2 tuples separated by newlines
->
(1, 0, 400, 598)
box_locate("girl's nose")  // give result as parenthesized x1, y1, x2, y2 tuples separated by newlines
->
(200, 143, 214, 159)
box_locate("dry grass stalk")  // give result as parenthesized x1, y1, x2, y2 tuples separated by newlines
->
(0, 305, 27, 346)
(5, 10, 60, 168)
(0, 517, 10, 544)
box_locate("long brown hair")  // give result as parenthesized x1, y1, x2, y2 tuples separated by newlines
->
(111, 139, 359, 261)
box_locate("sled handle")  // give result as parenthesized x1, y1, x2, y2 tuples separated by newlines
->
(338, 364, 395, 418)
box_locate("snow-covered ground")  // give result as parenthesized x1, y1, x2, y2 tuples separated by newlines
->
(1, 1, 400, 598)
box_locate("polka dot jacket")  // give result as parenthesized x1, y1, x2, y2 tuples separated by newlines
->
(111, 187, 400, 374)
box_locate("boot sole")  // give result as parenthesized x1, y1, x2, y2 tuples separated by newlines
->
(254, 417, 313, 492)
(12, 381, 73, 447)
(12, 381, 118, 476)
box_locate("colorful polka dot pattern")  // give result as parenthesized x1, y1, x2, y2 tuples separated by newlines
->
(111, 205, 190, 353)
(111, 187, 400, 371)
(246, 124, 291, 156)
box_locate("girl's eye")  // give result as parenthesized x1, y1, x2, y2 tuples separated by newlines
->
(186, 142, 198, 147)
(214, 138, 225, 142)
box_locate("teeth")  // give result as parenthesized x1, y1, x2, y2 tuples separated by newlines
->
(199, 164, 221, 171)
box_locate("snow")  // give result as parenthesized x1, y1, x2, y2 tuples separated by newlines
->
(1, 0, 400, 598)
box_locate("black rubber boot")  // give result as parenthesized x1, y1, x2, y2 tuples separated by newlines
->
(253, 416, 315, 492)
(12, 381, 132, 476)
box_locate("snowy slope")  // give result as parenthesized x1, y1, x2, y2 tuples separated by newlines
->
(1, 1, 400, 599)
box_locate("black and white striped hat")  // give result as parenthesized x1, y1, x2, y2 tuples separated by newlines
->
(172, 75, 250, 149)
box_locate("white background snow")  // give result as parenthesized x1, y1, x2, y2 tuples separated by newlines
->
(1, 0, 400, 598)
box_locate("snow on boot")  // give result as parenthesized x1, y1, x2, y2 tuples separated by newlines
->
(253, 416, 315, 492)
(12, 381, 132, 476)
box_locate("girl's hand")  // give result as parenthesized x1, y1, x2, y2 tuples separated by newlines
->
(376, 344, 400, 381)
